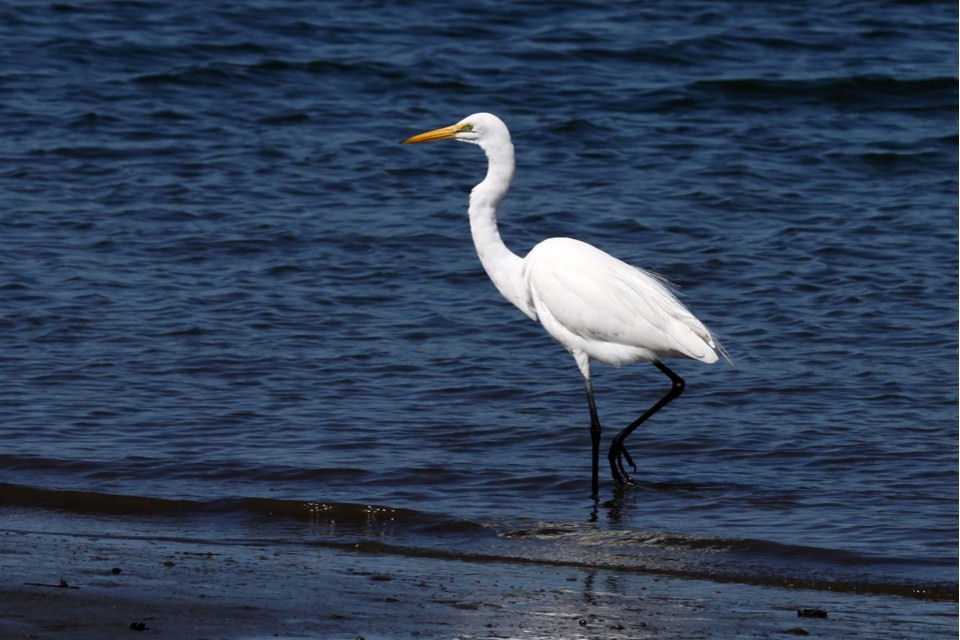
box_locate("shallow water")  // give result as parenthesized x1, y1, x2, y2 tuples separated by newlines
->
(0, 0, 956, 607)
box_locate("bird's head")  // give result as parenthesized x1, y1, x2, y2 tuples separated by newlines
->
(402, 113, 510, 149)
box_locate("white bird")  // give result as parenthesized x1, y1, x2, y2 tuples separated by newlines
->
(403, 113, 725, 496)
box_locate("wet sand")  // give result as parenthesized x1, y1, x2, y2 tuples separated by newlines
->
(0, 517, 954, 639)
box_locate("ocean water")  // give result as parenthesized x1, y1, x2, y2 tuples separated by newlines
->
(0, 0, 956, 610)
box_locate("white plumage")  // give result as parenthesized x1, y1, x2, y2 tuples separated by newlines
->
(524, 237, 720, 372)
(404, 112, 724, 495)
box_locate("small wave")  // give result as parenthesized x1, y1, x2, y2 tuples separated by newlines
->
(0, 482, 953, 602)
(500, 521, 937, 568)
(0, 481, 477, 533)
(0, 481, 199, 516)
(257, 113, 311, 126)
(691, 75, 956, 111)
(827, 147, 949, 171)
(132, 57, 407, 88)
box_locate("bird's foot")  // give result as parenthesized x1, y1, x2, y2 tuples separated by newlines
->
(608, 438, 637, 485)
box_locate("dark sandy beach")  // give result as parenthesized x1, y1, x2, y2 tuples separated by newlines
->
(1, 511, 954, 640)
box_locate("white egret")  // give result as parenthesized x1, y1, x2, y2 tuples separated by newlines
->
(403, 113, 725, 496)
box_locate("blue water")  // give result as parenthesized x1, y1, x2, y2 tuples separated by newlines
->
(0, 0, 956, 606)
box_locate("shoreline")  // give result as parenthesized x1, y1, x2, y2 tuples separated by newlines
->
(0, 514, 955, 639)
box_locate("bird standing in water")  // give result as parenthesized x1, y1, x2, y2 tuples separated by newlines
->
(404, 113, 725, 496)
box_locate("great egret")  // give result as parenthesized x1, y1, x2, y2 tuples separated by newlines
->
(403, 113, 725, 496)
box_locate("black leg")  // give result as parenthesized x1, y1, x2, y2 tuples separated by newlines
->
(608, 361, 685, 484)
(584, 377, 601, 498)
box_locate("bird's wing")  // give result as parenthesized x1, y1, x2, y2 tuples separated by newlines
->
(524, 237, 719, 363)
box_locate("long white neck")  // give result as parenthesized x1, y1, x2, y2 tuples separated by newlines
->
(467, 138, 533, 319)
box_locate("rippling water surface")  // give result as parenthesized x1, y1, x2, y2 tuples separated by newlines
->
(0, 0, 956, 609)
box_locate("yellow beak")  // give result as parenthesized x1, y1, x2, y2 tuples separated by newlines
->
(402, 123, 463, 144)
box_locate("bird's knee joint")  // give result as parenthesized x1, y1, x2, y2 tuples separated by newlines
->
(673, 378, 686, 395)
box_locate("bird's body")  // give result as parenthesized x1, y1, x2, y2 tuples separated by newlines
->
(404, 112, 724, 495)
(524, 236, 719, 373)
